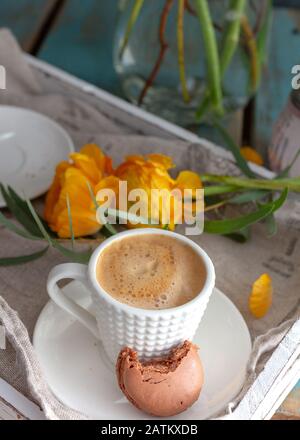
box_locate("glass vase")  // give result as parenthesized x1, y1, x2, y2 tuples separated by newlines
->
(113, 0, 271, 127)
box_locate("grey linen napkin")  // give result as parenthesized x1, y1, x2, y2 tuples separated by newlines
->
(0, 297, 87, 420)
(0, 29, 299, 419)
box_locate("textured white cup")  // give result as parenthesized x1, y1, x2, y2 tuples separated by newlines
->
(47, 229, 215, 363)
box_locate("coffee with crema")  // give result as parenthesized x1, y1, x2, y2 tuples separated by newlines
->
(96, 234, 206, 310)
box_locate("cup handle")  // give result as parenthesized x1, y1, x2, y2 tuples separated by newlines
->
(47, 263, 100, 340)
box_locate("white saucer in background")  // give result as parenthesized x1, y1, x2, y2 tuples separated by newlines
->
(0, 106, 74, 207)
(33, 282, 251, 420)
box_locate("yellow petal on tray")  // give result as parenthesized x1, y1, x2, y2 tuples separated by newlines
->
(248, 273, 273, 318)
(240, 146, 264, 166)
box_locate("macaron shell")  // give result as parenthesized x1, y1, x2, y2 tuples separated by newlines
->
(116, 341, 204, 417)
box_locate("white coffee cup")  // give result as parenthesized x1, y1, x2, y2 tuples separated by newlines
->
(47, 229, 215, 363)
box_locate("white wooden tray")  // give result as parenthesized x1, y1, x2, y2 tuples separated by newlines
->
(0, 54, 299, 420)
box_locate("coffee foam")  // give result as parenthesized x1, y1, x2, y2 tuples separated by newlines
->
(96, 234, 206, 310)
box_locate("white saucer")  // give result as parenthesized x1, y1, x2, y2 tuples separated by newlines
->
(33, 282, 251, 420)
(0, 106, 74, 207)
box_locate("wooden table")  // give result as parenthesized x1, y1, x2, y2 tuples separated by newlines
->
(0, 0, 299, 420)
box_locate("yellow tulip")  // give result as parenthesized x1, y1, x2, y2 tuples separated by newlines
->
(114, 154, 202, 229)
(44, 161, 70, 226)
(51, 168, 101, 238)
(44, 144, 116, 238)
(115, 154, 175, 192)
(45, 147, 202, 237)
(80, 143, 113, 175)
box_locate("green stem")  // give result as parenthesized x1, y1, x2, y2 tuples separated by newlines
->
(195, 93, 211, 121)
(196, 0, 246, 120)
(201, 174, 300, 192)
(194, 0, 223, 115)
(119, 0, 144, 59)
(204, 199, 228, 212)
(177, 0, 190, 103)
(212, 117, 255, 178)
(241, 14, 259, 92)
(220, 0, 246, 74)
(257, 0, 272, 65)
(66, 194, 75, 248)
(0, 246, 49, 266)
(204, 184, 244, 196)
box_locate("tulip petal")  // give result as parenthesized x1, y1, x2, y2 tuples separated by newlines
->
(80, 143, 111, 174)
(70, 152, 102, 184)
(147, 154, 175, 170)
(249, 273, 273, 318)
(55, 207, 101, 238)
(175, 171, 202, 191)
(49, 168, 100, 237)
(95, 176, 120, 209)
(45, 144, 116, 238)
(95, 175, 120, 194)
(241, 147, 264, 166)
(124, 155, 145, 165)
(44, 161, 70, 224)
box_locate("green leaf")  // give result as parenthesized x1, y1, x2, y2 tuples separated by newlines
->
(204, 204, 272, 234)
(0, 246, 49, 266)
(107, 208, 149, 225)
(264, 212, 277, 237)
(26, 199, 52, 245)
(6, 185, 28, 210)
(86, 180, 98, 210)
(119, 0, 144, 58)
(0, 211, 40, 241)
(204, 188, 288, 234)
(26, 197, 92, 263)
(276, 148, 300, 178)
(86, 180, 117, 236)
(66, 194, 75, 248)
(258, 193, 278, 237)
(1, 187, 95, 264)
(257, 0, 272, 66)
(0, 184, 42, 237)
(53, 241, 92, 264)
(100, 227, 116, 239)
(201, 174, 300, 192)
(103, 221, 118, 236)
(225, 227, 251, 243)
(230, 190, 269, 204)
(212, 119, 255, 178)
(7, 186, 55, 236)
